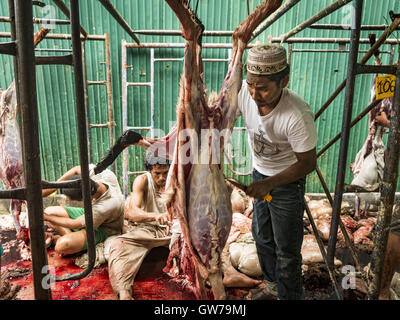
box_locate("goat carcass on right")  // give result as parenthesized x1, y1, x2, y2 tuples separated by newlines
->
(350, 69, 391, 218)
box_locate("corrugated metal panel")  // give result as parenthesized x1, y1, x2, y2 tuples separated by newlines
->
(0, 0, 399, 193)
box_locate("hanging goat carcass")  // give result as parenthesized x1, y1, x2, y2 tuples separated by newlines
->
(0, 28, 50, 242)
(350, 56, 391, 218)
(95, 0, 283, 299)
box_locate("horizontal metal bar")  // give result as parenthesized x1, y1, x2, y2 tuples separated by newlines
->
(35, 48, 73, 52)
(124, 38, 400, 49)
(41, 179, 81, 189)
(356, 64, 397, 75)
(0, 41, 16, 55)
(35, 54, 73, 65)
(128, 171, 146, 176)
(0, 32, 106, 41)
(291, 49, 392, 54)
(0, 188, 26, 200)
(134, 29, 233, 37)
(87, 80, 107, 85)
(154, 57, 230, 62)
(125, 126, 151, 130)
(0, 179, 82, 200)
(126, 82, 151, 87)
(309, 23, 400, 31)
(89, 121, 115, 129)
(0, 16, 71, 25)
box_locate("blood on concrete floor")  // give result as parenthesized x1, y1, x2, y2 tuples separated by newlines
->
(3, 246, 216, 300)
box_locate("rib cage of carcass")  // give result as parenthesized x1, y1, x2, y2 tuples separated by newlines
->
(153, 0, 283, 300)
(351, 58, 392, 217)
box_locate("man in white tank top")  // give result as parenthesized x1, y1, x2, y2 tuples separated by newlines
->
(236, 44, 318, 300)
(108, 152, 172, 300)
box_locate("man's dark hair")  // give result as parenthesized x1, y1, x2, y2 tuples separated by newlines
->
(59, 174, 99, 201)
(265, 65, 290, 85)
(144, 152, 171, 172)
(247, 65, 290, 86)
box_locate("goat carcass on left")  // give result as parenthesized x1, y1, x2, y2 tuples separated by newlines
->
(0, 28, 50, 243)
(0, 81, 27, 241)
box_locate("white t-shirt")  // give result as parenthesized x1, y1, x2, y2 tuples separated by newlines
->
(77, 164, 125, 236)
(236, 80, 318, 176)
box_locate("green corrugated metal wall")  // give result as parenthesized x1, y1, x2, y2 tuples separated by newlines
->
(0, 0, 399, 194)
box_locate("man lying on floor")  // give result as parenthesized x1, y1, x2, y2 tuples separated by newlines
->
(41, 164, 124, 255)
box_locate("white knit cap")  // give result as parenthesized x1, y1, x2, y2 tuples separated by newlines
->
(246, 44, 288, 75)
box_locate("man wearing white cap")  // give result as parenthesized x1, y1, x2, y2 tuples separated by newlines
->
(236, 44, 318, 300)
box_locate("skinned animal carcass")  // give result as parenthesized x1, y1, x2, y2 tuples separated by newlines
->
(0, 28, 50, 243)
(350, 58, 391, 218)
(94, 0, 283, 300)
(0, 81, 27, 241)
(159, 0, 283, 300)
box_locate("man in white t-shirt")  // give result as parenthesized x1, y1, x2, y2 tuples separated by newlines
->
(236, 44, 318, 300)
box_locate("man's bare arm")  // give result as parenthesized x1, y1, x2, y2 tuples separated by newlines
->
(246, 148, 316, 199)
(42, 165, 82, 197)
(43, 213, 84, 230)
(124, 174, 169, 225)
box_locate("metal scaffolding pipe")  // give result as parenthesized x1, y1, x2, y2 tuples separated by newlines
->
(52, 0, 88, 38)
(0, 31, 106, 40)
(316, 99, 382, 158)
(314, 16, 400, 120)
(0, 41, 16, 55)
(98, 0, 140, 45)
(56, 0, 96, 282)
(304, 200, 343, 300)
(14, 0, 51, 300)
(0, 15, 71, 25)
(314, 165, 371, 299)
(369, 61, 400, 299)
(327, 0, 363, 269)
(309, 23, 400, 31)
(280, 0, 353, 42)
(251, 0, 301, 41)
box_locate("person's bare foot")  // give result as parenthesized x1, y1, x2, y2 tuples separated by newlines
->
(119, 289, 133, 300)
(223, 267, 262, 288)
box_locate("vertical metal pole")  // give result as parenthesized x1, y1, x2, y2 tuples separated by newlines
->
(69, 0, 96, 271)
(14, 0, 51, 300)
(369, 60, 400, 299)
(81, 40, 93, 163)
(327, 0, 363, 269)
(122, 40, 129, 197)
(150, 48, 155, 139)
(104, 33, 115, 172)
(288, 43, 293, 88)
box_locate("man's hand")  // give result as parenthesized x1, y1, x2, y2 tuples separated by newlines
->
(155, 212, 170, 225)
(246, 179, 273, 199)
(375, 111, 390, 128)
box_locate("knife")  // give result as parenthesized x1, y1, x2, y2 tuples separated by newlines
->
(225, 178, 272, 202)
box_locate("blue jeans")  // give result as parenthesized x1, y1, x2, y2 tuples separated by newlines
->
(251, 169, 305, 300)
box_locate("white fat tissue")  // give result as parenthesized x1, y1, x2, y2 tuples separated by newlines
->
(229, 232, 262, 277)
(301, 235, 342, 266)
(351, 152, 378, 188)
